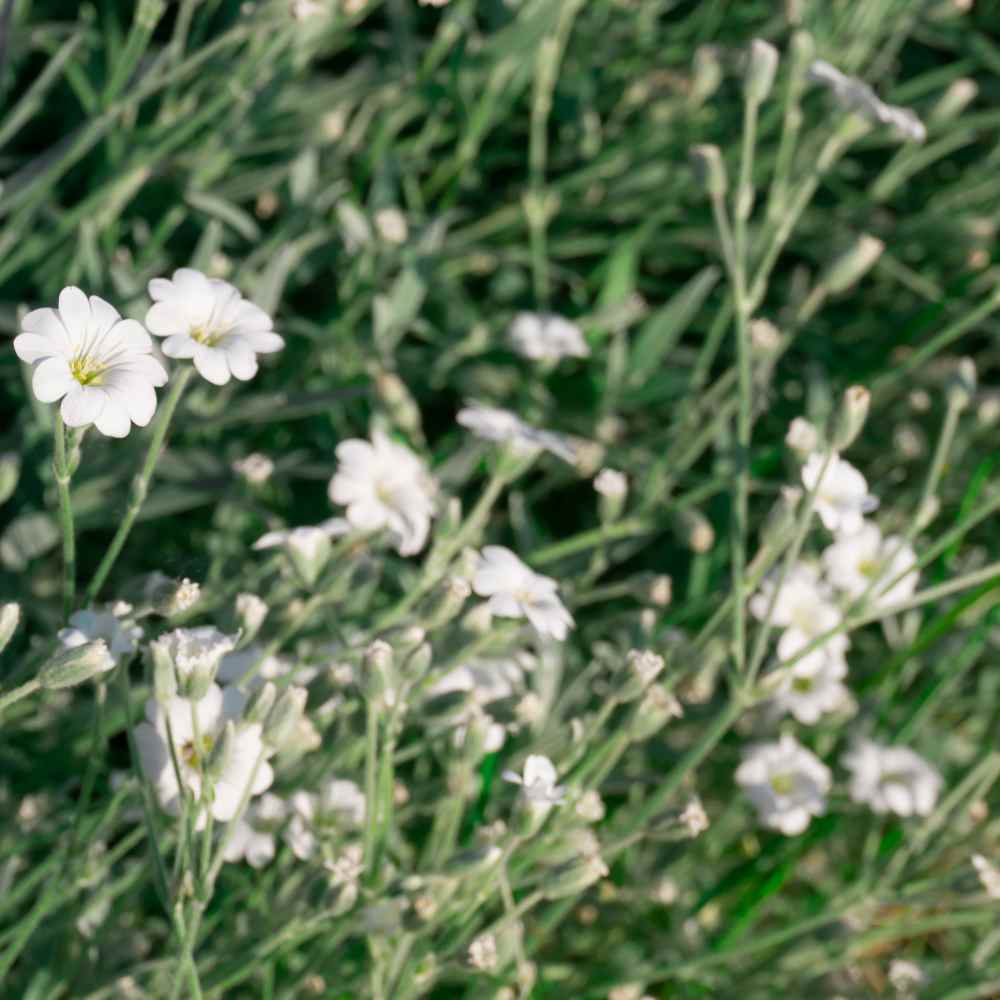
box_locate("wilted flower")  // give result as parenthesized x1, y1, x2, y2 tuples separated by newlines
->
(822, 523, 918, 609)
(222, 793, 287, 867)
(59, 605, 142, 666)
(842, 740, 942, 817)
(801, 453, 877, 535)
(736, 734, 831, 835)
(457, 402, 577, 464)
(145, 268, 284, 385)
(508, 312, 589, 362)
(503, 754, 565, 805)
(472, 546, 574, 640)
(284, 779, 366, 860)
(328, 430, 437, 556)
(14, 287, 167, 437)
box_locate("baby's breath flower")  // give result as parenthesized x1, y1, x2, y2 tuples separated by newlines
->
(472, 546, 574, 640)
(324, 843, 364, 886)
(575, 790, 606, 823)
(503, 754, 565, 805)
(822, 523, 918, 609)
(235, 593, 268, 640)
(222, 793, 287, 867)
(887, 958, 927, 996)
(284, 779, 366, 860)
(59, 605, 142, 665)
(152, 626, 236, 696)
(145, 268, 284, 386)
(736, 734, 831, 835)
(328, 430, 437, 556)
(374, 207, 408, 244)
(801, 453, 877, 535)
(763, 648, 850, 724)
(594, 468, 627, 499)
(842, 740, 942, 817)
(508, 312, 589, 362)
(785, 417, 820, 458)
(680, 797, 709, 837)
(14, 287, 168, 437)
(232, 452, 275, 485)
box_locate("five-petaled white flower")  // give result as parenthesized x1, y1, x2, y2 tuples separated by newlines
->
(222, 793, 287, 868)
(822, 522, 918, 610)
(58, 604, 142, 665)
(14, 287, 168, 437)
(456, 402, 578, 464)
(842, 739, 942, 817)
(764, 647, 851, 725)
(473, 546, 574, 640)
(503, 753, 566, 804)
(145, 268, 284, 386)
(135, 683, 274, 828)
(284, 779, 366, 860)
(735, 734, 831, 835)
(508, 312, 589, 362)
(328, 430, 437, 556)
(801, 453, 877, 535)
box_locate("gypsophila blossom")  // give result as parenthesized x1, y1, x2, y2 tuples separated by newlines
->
(328, 429, 437, 556)
(222, 794, 287, 867)
(324, 843, 364, 886)
(135, 684, 273, 828)
(822, 522, 918, 609)
(14, 287, 168, 437)
(473, 546, 574, 640)
(152, 626, 236, 685)
(58, 605, 142, 665)
(284, 779, 366, 860)
(503, 754, 566, 805)
(626, 649, 665, 687)
(736, 734, 831, 835)
(801, 453, 877, 535)
(145, 268, 284, 386)
(457, 402, 578, 463)
(842, 740, 942, 817)
(508, 312, 589, 362)
(594, 468, 627, 498)
(764, 648, 851, 724)
(232, 452, 275, 484)
(972, 854, 1000, 899)
(680, 797, 709, 837)
(887, 958, 927, 996)
(808, 60, 926, 142)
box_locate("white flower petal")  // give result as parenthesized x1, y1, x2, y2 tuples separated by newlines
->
(57, 286, 92, 338)
(192, 345, 231, 385)
(94, 396, 131, 437)
(60, 386, 105, 427)
(32, 356, 74, 402)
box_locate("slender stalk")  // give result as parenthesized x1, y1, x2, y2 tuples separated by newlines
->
(52, 412, 76, 618)
(0, 677, 41, 715)
(85, 367, 193, 603)
(363, 700, 380, 878)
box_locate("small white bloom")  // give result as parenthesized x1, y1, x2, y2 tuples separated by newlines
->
(145, 268, 284, 386)
(764, 648, 850, 725)
(222, 793, 287, 867)
(457, 402, 577, 464)
(575, 790, 606, 823)
(328, 429, 437, 556)
(785, 417, 820, 457)
(503, 754, 566, 805)
(14, 287, 168, 437)
(473, 546, 574, 640)
(593, 468, 627, 499)
(232, 452, 274, 484)
(291, 0, 326, 18)
(801, 453, 877, 535)
(680, 797, 709, 837)
(235, 593, 269, 635)
(284, 779, 366, 860)
(842, 740, 942, 817)
(58, 605, 142, 665)
(374, 207, 408, 244)
(972, 854, 1000, 899)
(822, 522, 918, 609)
(887, 958, 927, 995)
(735, 734, 831, 835)
(135, 684, 273, 828)
(152, 626, 237, 684)
(324, 843, 364, 886)
(508, 311, 589, 362)
(468, 933, 498, 972)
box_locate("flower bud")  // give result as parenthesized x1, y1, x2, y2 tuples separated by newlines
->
(39, 640, 115, 689)
(819, 234, 884, 295)
(151, 642, 177, 703)
(673, 509, 714, 553)
(0, 452, 19, 506)
(144, 573, 201, 617)
(362, 639, 397, 708)
(245, 680, 278, 724)
(206, 720, 236, 784)
(931, 78, 977, 122)
(0, 603, 20, 654)
(690, 45, 722, 106)
(785, 417, 820, 460)
(646, 574, 672, 607)
(947, 357, 977, 412)
(744, 39, 779, 104)
(760, 486, 802, 549)
(689, 144, 727, 198)
(832, 385, 870, 450)
(374, 369, 424, 441)
(628, 685, 683, 742)
(235, 593, 268, 643)
(445, 845, 502, 878)
(620, 649, 666, 702)
(264, 685, 308, 750)
(423, 576, 471, 631)
(403, 641, 432, 681)
(594, 468, 628, 523)
(287, 528, 332, 587)
(542, 854, 609, 900)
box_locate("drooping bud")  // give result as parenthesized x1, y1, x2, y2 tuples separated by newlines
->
(264, 685, 308, 750)
(832, 385, 870, 450)
(0, 603, 20, 654)
(744, 39, 779, 104)
(39, 640, 115, 689)
(689, 144, 727, 198)
(594, 468, 628, 523)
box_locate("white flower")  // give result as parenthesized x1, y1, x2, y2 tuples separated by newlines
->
(253, 519, 350, 582)
(222, 793, 287, 868)
(808, 60, 926, 142)
(680, 797, 709, 837)
(145, 268, 284, 386)
(473, 546, 574, 640)
(284, 779, 366, 860)
(135, 684, 274, 828)
(328, 430, 437, 556)
(735, 734, 831, 835)
(593, 468, 627, 499)
(151, 626, 236, 684)
(801, 453, 877, 535)
(508, 312, 589, 362)
(785, 417, 820, 456)
(822, 522, 918, 609)
(764, 648, 850, 725)
(842, 740, 942, 817)
(58, 605, 142, 665)
(456, 402, 577, 464)
(887, 958, 927, 995)
(14, 287, 168, 437)
(467, 934, 498, 972)
(374, 207, 408, 244)
(972, 854, 1000, 899)
(324, 843, 364, 886)
(503, 754, 566, 805)
(232, 453, 274, 484)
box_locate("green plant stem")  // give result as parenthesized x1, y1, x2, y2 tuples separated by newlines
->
(0, 677, 41, 715)
(363, 700, 381, 878)
(85, 367, 193, 604)
(52, 412, 76, 618)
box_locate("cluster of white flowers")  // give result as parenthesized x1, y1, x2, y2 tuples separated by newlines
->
(508, 312, 589, 362)
(14, 272, 283, 437)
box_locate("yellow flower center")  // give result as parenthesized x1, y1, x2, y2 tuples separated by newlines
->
(190, 324, 223, 347)
(181, 734, 214, 769)
(858, 558, 879, 578)
(770, 773, 794, 796)
(69, 355, 107, 386)
(792, 676, 814, 694)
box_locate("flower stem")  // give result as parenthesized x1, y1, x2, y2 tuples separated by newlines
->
(85, 367, 193, 604)
(0, 678, 41, 716)
(52, 412, 76, 619)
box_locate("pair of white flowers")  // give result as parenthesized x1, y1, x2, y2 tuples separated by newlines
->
(14, 269, 283, 437)
(737, 734, 942, 836)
